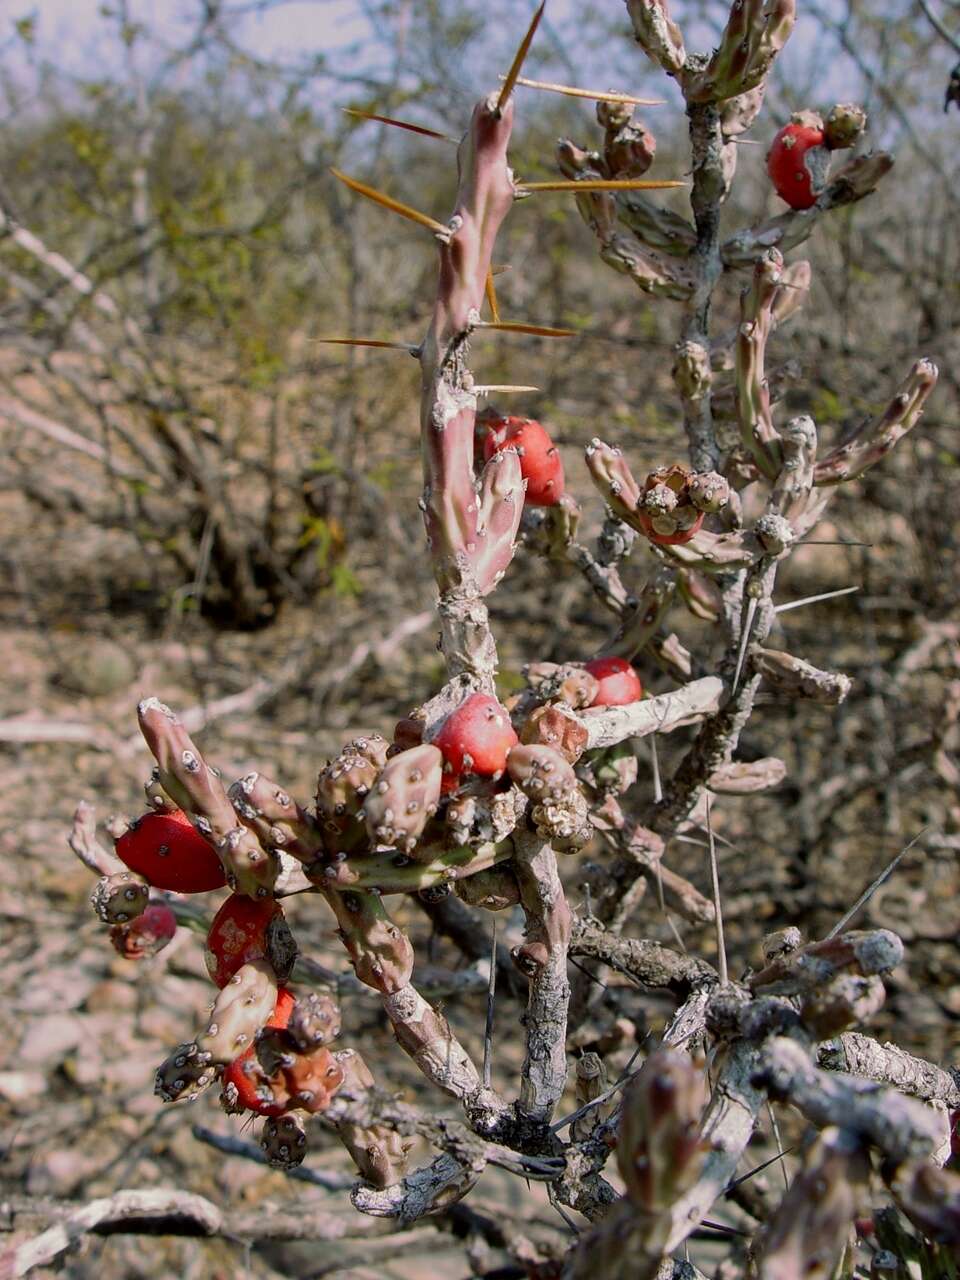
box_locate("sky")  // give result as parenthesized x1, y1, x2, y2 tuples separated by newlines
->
(9, 0, 375, 73)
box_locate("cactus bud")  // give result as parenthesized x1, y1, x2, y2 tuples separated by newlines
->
(583, 657, 644, 706)
(333, 1048, 410, 1187)
(288, 991, 342, 1051)
(136, 697, 278, 898)
(91, 870, 149, 924)
(750, 928, 904, 996)
(316, 735, 390, 850)
(506, 744, 591, 850)
(228, 772, 325, 863)
(604, 122, 656, 179)
(584, 439, 643, 519)
(197, 959, 278, 1065)
(617, 1047, 708, 1213)
(110, 901, 177, 959)
(759, 1127, 869, 1278)
(755, 512, 795, 554)
(596, 99, 634, 132)
(363, 744, 443, 853)
(519, 702, 589, 763)
(155, 1040, 217, 1103)
(686, 471, 730, 514)
(261, 1113, 308, 1169)
(480, 413, 565, 507)
(824, 103, 867, 150)
(114, 809, 227, 893)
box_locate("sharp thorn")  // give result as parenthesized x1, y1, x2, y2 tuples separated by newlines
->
(516, 178, 686, 193)
(475, 320, 577, 338)
(484, 270, 501, 324)
(482, 919, 497, 1090)
(773, 585, 860, 614)
(330, 168, 447, 234)
(471, 384, 539, 395)
(826, 827, 929, 939)
(766, 1100, 790, 1190)
(316, 337, 419, 353)
(725, 1144, 799, 1194)
(496, 0, 547, 115)
(706, 796, 728, 986)
(731, 595, 758, 695)
(342, 108, 456, 143)
(501, 75, 664, 106)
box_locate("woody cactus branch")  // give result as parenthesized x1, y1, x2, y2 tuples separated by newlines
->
(813, 359, 939, 485)
(323, 888, 490, 1110)
(512, 830, 572, 1125)
(736, 250, 788, 478)
(418, 97, 522, 687)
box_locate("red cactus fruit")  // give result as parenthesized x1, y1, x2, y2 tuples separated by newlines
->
(431, 692, 519, 790)
(766, 121, 828, 210)
(221, 986, 296, 1116)
(583, 657, 644, 706)
(482, 415, 565, 506)
(110, 902, 178, 959)
(205, 893, 282, 988)
(114, 809, 226, 893)
(636, 508, 705, 545)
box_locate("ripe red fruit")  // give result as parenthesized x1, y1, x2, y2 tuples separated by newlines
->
(482, 415, 565, 506)
(114, 809, 226, 893)
(583, 657, 643, 706)
(431, 692, 519, 788)
(766, 121, 828, 210)
(205, 893, 282, 988)
(110, 902, 178, 959)
(221, 987, 296, 1116)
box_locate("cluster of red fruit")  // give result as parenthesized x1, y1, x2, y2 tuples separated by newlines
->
(427, 658, 642, 789)
(109, 812, 342, 1119)
(99, 643, 644, 1116)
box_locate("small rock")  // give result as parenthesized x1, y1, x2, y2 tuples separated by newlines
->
(55, 638, 135, 697)
(26, 1148, 101, 1197)
(85, 980, 139, 1015)
(0, 1071, 45, 1104)
(18, 1014, 85, 1065)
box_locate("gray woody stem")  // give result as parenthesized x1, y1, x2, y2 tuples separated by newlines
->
(512, 829, 572, 1124)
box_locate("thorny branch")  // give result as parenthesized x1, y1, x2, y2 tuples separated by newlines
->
(54, 3, 952, 1279)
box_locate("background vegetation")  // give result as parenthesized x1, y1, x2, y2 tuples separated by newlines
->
(1, 0, 958, 1275)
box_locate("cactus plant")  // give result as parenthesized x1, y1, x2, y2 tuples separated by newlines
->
(63, 3, 952, 1276)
